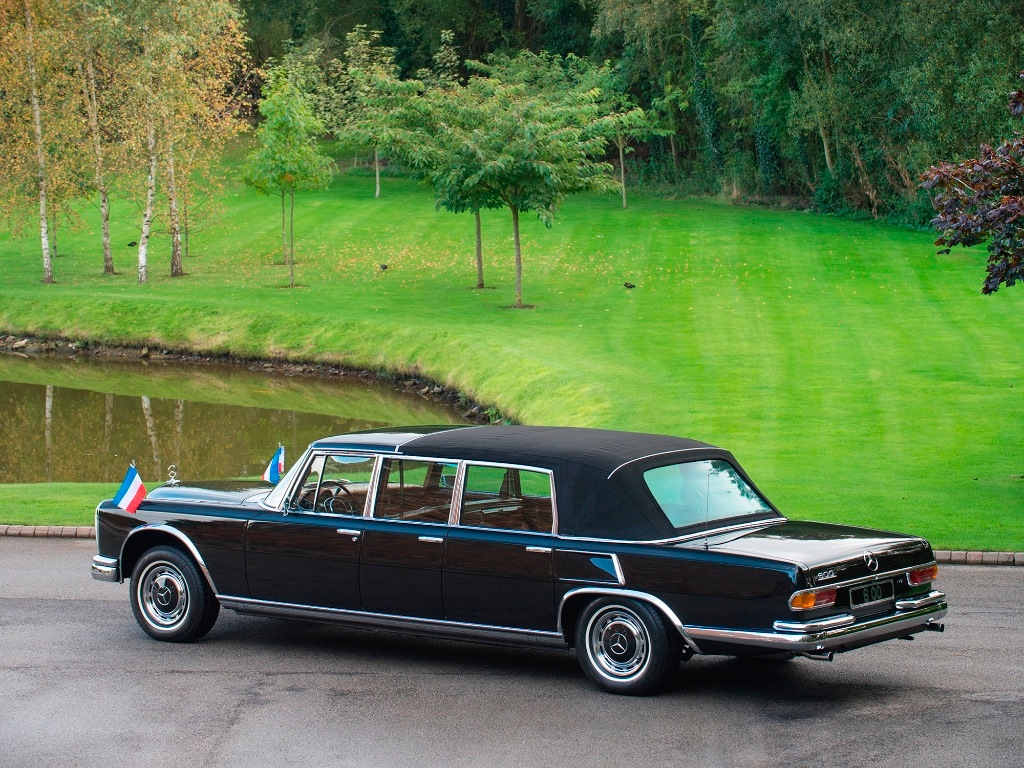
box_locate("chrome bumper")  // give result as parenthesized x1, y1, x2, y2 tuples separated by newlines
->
(685, 591, 947, 654)
(91, 555, 120, 582)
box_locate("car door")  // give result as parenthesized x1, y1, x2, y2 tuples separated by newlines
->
(442, 463, 556, 631)
(245, 453, 375, 610)
(358, 457, 456, 619)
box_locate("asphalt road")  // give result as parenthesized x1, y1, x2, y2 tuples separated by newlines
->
(2, 538, 1022, 768)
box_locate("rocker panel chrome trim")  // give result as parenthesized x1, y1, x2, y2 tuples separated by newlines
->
(217, 595, 567, 649)
(557, 587, 701, 654)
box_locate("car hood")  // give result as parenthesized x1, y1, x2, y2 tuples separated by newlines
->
(146, 481, 272, 506)
(698, 519, 932, 582)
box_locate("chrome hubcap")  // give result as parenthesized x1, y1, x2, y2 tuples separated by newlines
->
(138, 561, 189, 629)
(587, 606, 650, 681)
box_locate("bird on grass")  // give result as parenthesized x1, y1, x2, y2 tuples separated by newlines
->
(623, 282, 635, 289)
(128, 241, 138, 247)
(379, 263, 388, 271)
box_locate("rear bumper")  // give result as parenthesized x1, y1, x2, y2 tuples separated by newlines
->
(684, 590, 947, 654)
(91, 555, 120, 582)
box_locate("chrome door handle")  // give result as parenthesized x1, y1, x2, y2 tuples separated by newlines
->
(418, 535, 444, 543)
(525, 546, 552, 554)
(336, 528, 361, 541)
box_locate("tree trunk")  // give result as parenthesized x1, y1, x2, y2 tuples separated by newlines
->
(618, 138, 628, 209)
(288, 188, 295, 288)
(182, 192, 190, 259)
(669, 134, 679, 178)
(45, 385, 53, 482)
(803, 49, 834, 175)
(374, 148, 381, 198)
(511, 205, 523, 308)
(78, 60, 114, 274)
(167, 141, 184, 276)
(474, 209, 484, 289)
(280, 190, 287, 265)
(138, 122, 157, 284)
(141, 396, 161, 480)
(24, 0, 52, 283)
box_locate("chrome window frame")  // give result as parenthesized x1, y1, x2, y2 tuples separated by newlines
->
(366, 455, 462, 525)
(268, 448, 382, 519)
(453, 459, 558, 536)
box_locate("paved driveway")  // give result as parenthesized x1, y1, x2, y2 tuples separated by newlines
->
(2, 538, 1022, 767)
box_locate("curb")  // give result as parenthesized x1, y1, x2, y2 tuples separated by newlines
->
(1, 526, 1022, 565)
(0, 525, 96, 539)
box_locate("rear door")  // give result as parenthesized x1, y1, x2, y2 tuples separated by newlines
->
(442, 463, 556, 631)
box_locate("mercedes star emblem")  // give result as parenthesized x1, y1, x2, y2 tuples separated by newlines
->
(609, 632, 629, 655)
(863, 550, 879, 571)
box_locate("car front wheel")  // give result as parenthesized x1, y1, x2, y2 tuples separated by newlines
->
(130, 545, 219, 642)
(575, 597, 679, 695)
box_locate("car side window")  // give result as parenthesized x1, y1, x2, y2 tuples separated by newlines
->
(459, 464, 553, 534)
(290, 454, 375, 515)
(372, 459, 457, 523)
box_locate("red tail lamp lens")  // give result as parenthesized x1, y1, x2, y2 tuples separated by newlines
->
(789, 588, 837, 611)
(908, 564, 938, 586)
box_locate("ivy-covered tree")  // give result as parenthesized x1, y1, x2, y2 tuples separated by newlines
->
(243, 75, 334, 288)
(921, 73, 1024, 294)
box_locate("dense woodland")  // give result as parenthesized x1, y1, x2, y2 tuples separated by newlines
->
(2, 0, 1023, 289)
(239, 0, 1024, 222)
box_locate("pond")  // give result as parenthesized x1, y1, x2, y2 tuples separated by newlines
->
(0, 353, 466, 485)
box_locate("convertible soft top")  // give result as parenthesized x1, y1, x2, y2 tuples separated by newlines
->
(311, 425, 774, 540)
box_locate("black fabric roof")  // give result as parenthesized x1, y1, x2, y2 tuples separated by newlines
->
(403, 425, 716, 475)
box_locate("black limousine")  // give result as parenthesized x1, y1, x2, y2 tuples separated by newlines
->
(92, 425, 947, 694)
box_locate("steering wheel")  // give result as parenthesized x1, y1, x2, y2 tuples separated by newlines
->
(322, 481, 358, 514)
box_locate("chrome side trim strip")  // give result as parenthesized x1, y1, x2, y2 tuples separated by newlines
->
(812, 561, 938, 592)
(119, 524, 219, 593)
(557, 587, 701, 654)
(217, 595, 567, 649)
(895, 590, 945, 611)
(555, 518, 786, 547)
(606, 448, 705, 479)
(685, 598, 948, 653)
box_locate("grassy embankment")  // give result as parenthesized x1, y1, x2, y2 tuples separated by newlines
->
(1, 166, 1022, 549)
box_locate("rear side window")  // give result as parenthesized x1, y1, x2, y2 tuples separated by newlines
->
(459, 464, 553, 533)
(372, 459, 457, 523)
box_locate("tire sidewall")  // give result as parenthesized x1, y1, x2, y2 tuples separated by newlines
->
(575, 597, 677, 695)
(130, 546, 212, 642)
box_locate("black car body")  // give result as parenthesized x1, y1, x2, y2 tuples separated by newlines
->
(92, 426, 947, 694)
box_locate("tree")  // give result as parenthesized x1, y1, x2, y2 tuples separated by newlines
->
(394, 51, 615, 308)
(920, 73, 1024, 294)
(243, 75, 334, 288)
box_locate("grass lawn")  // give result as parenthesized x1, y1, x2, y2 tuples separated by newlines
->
(1, 164, 1021, 549)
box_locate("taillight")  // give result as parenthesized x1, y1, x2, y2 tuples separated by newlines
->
(789, 588, 837, 611)
(907, 564, 938, 586)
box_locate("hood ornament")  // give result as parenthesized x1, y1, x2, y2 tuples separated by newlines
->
(863, 550, 879, 571)
(166, 465, 180, 486)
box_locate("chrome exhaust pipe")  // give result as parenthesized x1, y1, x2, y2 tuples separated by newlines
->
(799, 650, 834, 662)
(925, 621, 945, 633)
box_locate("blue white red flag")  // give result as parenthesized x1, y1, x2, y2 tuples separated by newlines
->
(113, 464, 146, 514)
(262, 445, 285, 484)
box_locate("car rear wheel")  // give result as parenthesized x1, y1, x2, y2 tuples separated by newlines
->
(575, 597, 679, 695)
(130, 545, 219, 642)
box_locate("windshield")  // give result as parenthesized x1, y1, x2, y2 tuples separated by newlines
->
(642, 459, 774, 532)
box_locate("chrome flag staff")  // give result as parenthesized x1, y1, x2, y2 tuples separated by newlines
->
(262, 444, 285, 484)
(112, 463, 146, 514)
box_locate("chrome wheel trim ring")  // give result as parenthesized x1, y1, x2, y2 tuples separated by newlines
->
(137, 560, 190, 630)
(586, 605, 651, 682)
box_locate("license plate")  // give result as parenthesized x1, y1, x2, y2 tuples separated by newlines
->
(849, 579, 894, 607)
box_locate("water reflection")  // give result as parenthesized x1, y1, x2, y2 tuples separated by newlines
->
(0, 354, 465, 484)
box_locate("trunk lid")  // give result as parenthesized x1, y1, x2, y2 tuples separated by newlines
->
(146, 480, 272, 506)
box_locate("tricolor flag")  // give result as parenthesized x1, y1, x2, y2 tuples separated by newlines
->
(113, 464, 146, 514)
(262, 445, 285, 484)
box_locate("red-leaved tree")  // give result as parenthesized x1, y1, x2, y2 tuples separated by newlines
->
(920, 72, 1024, 294)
